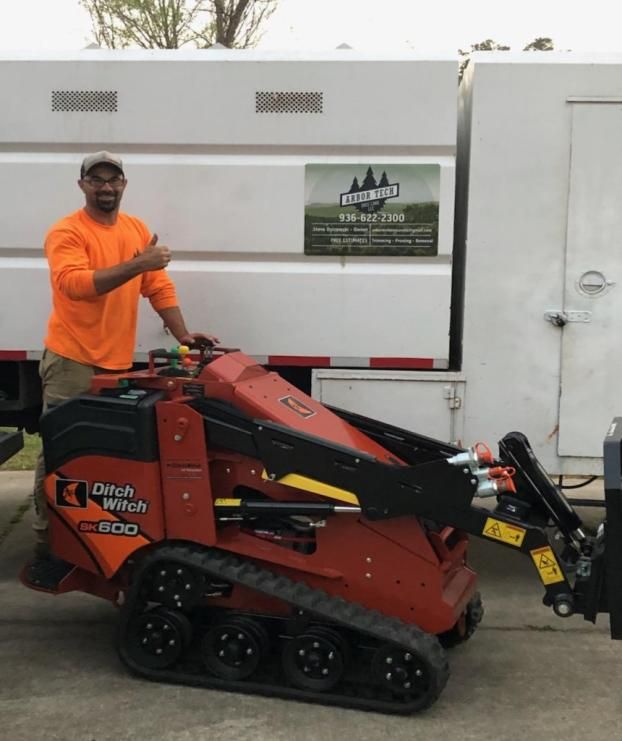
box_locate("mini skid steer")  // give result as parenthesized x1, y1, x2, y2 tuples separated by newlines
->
(22, 342, 622, 713)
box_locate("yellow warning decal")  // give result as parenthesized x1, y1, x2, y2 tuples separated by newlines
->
(530, 546, 565, 585)
(214, 498, 242, 507)
(482, 517, 526, 547)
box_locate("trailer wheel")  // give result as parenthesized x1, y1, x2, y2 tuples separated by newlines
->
(438, 591, 484, 648)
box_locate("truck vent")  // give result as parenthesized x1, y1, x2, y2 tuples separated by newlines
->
(256, 91, 323, 114)
(51, 90, 118, 112)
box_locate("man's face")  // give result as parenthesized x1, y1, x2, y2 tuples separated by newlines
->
(79, 163, 127, 213)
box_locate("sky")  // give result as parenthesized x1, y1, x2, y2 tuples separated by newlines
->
(0, 0, 620, 54)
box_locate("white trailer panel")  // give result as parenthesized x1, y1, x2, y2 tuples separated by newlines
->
(0, 51, 458, 147)
(459, 54, 622, 472)
(558, 101, 622, 457)
(312, 370, 465, 443)
(0, 52, 457, 366)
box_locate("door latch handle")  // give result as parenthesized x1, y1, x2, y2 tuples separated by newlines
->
(544, 310, 591, 326)
(545, 311, 568, 327)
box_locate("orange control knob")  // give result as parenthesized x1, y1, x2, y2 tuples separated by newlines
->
(488, 466, 516, 479)
(474, 442, 494, 465)
(495, 477, 517, 494)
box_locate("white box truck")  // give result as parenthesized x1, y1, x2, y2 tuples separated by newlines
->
(0, 49, 620, 474)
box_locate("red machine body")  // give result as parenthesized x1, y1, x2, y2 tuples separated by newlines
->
(44, 350, 476, 636)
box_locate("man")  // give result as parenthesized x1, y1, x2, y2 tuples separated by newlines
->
(27, 151, 218, 587)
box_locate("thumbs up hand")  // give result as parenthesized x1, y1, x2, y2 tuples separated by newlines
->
(135, 233, 172, 271)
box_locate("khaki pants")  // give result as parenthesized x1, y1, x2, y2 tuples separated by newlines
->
(32, 349, 118, 543)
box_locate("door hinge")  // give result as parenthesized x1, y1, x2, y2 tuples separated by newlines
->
(443, 385, 462, 410)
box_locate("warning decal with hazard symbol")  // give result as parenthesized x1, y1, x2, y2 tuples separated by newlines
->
(530, 546, 565, 585)
(482, 517, 526, 548)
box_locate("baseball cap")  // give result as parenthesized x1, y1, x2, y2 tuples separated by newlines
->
(80, 151, 124, 178)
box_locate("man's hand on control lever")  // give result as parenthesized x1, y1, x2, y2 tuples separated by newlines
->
(178, 332, 220, 348)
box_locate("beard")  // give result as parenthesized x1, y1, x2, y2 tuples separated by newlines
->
(95, 193, 119, 212)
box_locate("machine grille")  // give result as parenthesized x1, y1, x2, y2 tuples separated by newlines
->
(255, 91, 323, 114)
(51, 90, 118, 112)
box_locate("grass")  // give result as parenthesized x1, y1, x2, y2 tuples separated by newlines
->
(0, 428, 40, 471)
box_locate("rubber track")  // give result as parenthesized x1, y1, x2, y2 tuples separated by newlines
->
(118, 544, 450, 714)
(439, 591, 484, 648)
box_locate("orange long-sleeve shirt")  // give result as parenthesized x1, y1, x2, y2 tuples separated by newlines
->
(44, 208, 178, 369)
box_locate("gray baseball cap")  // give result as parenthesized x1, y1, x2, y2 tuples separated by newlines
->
(80, 151, 124, 178)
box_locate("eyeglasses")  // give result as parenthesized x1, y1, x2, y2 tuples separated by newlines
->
(83, 175, 125, 188)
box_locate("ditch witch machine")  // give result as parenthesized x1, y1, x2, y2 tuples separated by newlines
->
(21, 343, 622, 714)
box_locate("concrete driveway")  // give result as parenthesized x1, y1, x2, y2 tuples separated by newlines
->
(0, 470, 620, 741)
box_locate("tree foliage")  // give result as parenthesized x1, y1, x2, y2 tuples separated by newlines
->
(459, 36, 555, 79)
(523, 37, 554, 51)
(459, 38, 511, 55)
(80, 0, 277, 49)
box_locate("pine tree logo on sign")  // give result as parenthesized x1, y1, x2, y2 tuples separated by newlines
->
(340, 167, 400, 214)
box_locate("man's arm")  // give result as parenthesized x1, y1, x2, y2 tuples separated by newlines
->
(94, 234, 170, 295)
(156, 306, 220, 347)
(157, 306, 189, 342)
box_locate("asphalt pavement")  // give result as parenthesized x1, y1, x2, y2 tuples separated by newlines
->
(0, 470, 620, 741)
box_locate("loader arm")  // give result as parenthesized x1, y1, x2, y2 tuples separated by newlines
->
(341, 406, 620, 638)
(189, 397, 617, 636)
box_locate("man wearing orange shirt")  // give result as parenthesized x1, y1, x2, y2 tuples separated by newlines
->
(28, 151, 218, 586)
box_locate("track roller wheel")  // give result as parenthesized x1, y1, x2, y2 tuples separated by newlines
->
(232, 615, 272, 656)
(439, 592, 484, 648)
(125, 607, 192, 670)
(281, 626, 348, 692)
(149, 563, 204, 611)
(202, 616, 267, 680)
(371, 642, 440, 707)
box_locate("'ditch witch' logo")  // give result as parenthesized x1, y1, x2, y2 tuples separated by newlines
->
(340, 167, 400, 214)
(279, 395, 316, 419)
(55, 479, 88, 509)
